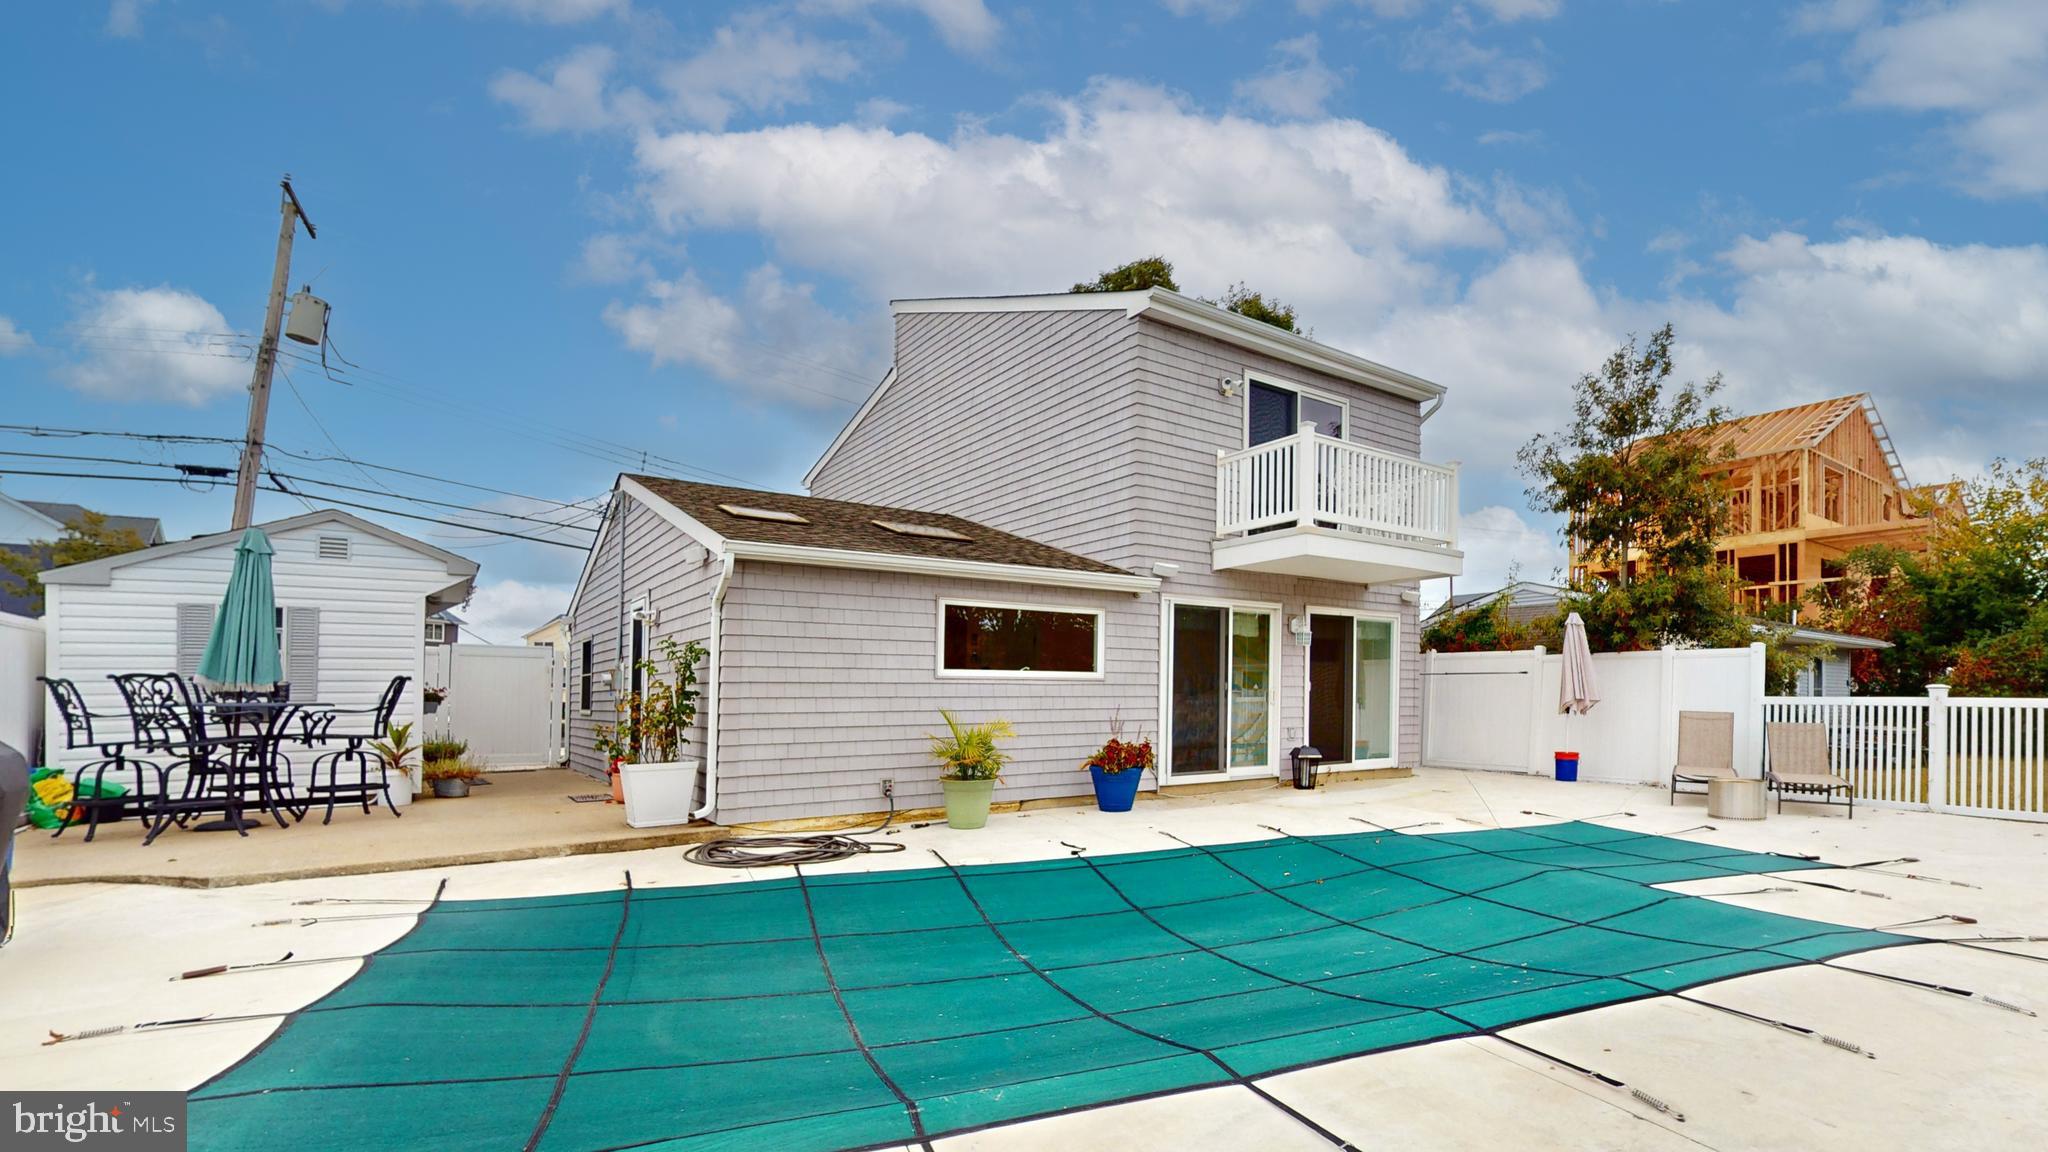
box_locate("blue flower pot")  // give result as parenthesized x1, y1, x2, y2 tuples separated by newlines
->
(1089, 764, 1143, 812)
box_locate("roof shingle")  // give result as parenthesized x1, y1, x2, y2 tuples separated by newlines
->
(624, 475, 1130, 576)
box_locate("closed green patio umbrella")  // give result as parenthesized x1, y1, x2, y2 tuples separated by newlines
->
(197, 527, 283, 694)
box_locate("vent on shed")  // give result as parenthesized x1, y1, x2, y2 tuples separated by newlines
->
(317, 535, 351, 561)
(718, 503, 810, 524)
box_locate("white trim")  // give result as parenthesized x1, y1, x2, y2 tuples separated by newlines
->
(1304, 605, 1401, 770)
(1138, 290, 1445, 403)
(722, 539, 1159, 593)
(1242, 371, 1350, 448)
(616, 476, 728, 554)
(424, 619, 446, 645)
(890, 291, 1150, 315)
(38, 507, 478, 586)
(1211, 527, 1464, 584)
(934, 598, 1106, 681)
(803, 367, 896, 489)
(0, 491, 66, 540)
(1158, 595, 1284, 785)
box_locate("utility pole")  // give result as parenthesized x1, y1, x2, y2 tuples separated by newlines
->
(231, 177, 316, 530)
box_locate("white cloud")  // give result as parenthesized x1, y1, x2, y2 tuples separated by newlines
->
(1161, 0, 1248, 19)
(458, 578, 576, 645)
(1476, 128, 1543, 147)
(0, 316, 31, 354)
(1789, 0, 1879, 34)
(661, 12, 862, 129)
(803, 0, 1002, 54)
(1404, 16, 1550, 103)
(1445, 503, 1569, 599)
(1236, 34, 1343, 119)
(105, 0, 155, 38)
(447, 0, 627, 23)
(1832, 0, 2048, 196)
(631, 80, 1500, 317)
(63, 287, 249, 405)
(603, 264, 885, 407)
(575, 232, 654, 283)
(490, 45, 633, 134)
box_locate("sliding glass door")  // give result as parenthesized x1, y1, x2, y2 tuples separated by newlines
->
(1307, 611, 1398, 767)
(1167, 601, 1277, 780)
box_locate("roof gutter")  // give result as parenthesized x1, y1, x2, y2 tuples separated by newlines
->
(720, 539, 1160, 593)
(1134, 290, 1448, 404)
(691, 550, 736, 822)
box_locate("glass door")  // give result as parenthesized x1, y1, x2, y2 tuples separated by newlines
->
(1308, 614, 1352, 763)
(1353, 619, 1394, 763)
(1170, 605, 1225, 778)
(1169, 602, 1277, 780)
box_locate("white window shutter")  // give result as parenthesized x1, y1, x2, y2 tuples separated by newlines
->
(175, 603, 215, 676)
(286, 606, 320, 699)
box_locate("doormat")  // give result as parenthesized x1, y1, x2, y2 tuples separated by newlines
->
(186, 823, 1917, 1152)
(565, 794, 609, 803)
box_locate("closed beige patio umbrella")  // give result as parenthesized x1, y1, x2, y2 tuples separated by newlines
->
(1557, 611, 1599, 779)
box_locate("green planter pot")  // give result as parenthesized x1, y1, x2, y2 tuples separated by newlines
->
(941, 777, 996, 830)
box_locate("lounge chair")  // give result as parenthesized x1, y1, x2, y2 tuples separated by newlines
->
(1765, 722, 1854, 817)
(1669, 710, 1736, 804)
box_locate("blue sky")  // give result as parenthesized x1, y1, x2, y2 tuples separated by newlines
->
(3, 0, 2044, 638)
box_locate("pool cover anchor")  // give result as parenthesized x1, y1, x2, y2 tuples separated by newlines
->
(1673, 994, 1876, 1058)
(1491, 1034, 1688, 1123)
(1825, 961, 2037, 1016)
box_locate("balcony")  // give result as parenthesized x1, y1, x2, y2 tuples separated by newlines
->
(1213, 423, 1464, 585)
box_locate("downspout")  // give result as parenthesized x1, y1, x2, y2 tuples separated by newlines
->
(689, 551, 735, 822)
(1419, 393, 1445, 424)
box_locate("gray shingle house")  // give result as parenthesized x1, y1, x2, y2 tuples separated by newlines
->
(566, 288, 1463, 823)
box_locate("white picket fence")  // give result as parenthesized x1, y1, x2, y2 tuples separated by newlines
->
(1765, 688, 2048, 822)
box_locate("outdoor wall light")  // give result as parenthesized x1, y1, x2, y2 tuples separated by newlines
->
(1288, 615, 1314, 646)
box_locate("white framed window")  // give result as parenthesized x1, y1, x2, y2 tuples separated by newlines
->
(425, 620, 446, 644)
(1244, 371, 1349, 448)
(274, 607, 289, 669)
(579, 638, 594, 713)
(936, 599, 1104, 679)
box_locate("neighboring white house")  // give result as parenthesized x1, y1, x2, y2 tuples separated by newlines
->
(39, 509, 477, 784)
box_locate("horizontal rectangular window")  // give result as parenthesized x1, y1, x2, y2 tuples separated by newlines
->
(940, 601, 1101, 677)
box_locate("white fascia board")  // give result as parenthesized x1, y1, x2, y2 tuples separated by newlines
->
(803, 367, 896, 490)
(722, 539, 1160, 594)
(1136, 290, 1447, 404)
(889, 291, 1149, 315)
(38, 507, 477, 586)
(616, 476, 728, 553)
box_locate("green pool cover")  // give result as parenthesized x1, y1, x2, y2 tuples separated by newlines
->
(190, 823, 1914, 1152)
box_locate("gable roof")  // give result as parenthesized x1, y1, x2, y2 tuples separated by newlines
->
(806, 287, 1448, 487)
(613, 474, 1156, 593)
(1424, 581, 1571, 625)
(40, 508, 480, 587)
(0, 492, 67, 539)
(1688, 394, 1868, 461)
(22, 500, 165, 545)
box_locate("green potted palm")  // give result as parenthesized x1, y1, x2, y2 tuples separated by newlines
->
(929, 710, 1012, 830)
(370, 721, 419, 808)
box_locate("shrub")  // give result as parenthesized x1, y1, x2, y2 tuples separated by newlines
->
(421, 738, 468, 762)
(422, 756, 483, 782)
(929, 710, 1013, 781)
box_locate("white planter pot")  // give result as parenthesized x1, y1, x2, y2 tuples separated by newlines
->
(388, 768, 415, 809)
(621, 758, 702, 828)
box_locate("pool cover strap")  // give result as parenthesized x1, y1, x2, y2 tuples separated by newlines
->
(185, 825, 1924, 1152)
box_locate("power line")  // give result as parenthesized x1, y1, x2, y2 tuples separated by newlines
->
(0, 467, 592, 549)
(269, 471, 599, 534)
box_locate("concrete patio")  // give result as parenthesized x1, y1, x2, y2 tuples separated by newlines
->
(4, 767, 2045, 1150)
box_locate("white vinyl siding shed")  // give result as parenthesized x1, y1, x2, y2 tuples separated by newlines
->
(39, 510, 477, 784)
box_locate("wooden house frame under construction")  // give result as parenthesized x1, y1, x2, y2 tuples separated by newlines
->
(1572, 394, 1936, 621)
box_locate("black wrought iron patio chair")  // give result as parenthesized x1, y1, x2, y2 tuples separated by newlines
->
(299, 675, 409, 824)
(37, 677, 170, 842)
(111, 673, 296, 842)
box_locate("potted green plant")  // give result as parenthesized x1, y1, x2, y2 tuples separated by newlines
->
(1083, 726, 1153, 813)
(613, 637, 707, 827)
(422, 685, 447, 714)
(370, 721, 419, 808)
(423, 756, 483, 798)
(929, 710, 1012, 830)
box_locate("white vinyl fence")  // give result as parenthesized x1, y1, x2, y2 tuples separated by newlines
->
(1422, 644, 1764, 787)
(0, 613, 45, 760)
(422, 644, 565, 769)
(1765, 688, 2048, 822)
(1424, 644, 2048, 823)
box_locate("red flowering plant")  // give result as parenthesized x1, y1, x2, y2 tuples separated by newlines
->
(1084, 716, 1155, 776)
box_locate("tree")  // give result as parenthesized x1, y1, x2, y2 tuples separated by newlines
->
(1212, 283, 1301, 334)
(1815, 458, 2048, 695)
(1072, 256, 1178, 293)
(1071, 257, 1304, 333)
(1518, 325, 1742, 651)
(0, 510, 149, 615)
